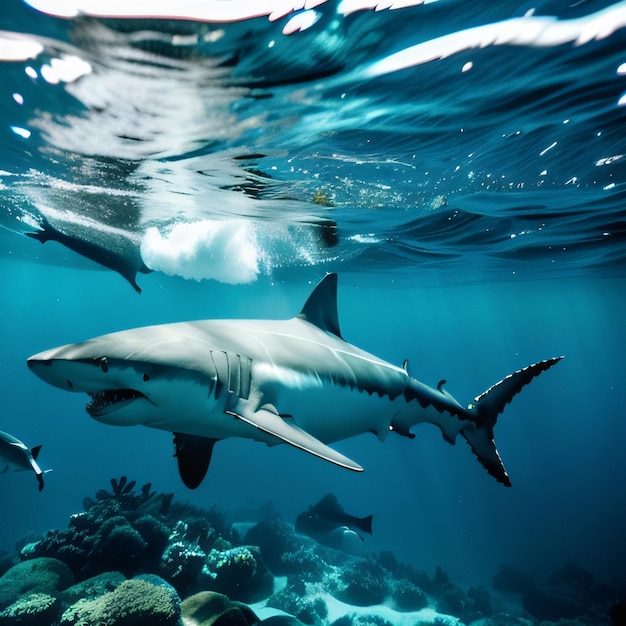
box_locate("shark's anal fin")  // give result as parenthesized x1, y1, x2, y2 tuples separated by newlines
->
(173, 433, 218, 489)
(225, 405, 363, 472)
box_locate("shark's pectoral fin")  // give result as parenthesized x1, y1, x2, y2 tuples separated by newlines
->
(173, 433, 218, 489)
(225, 405, 363, 472)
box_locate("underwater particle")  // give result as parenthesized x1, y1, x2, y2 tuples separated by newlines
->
(430, 195, 447, 210)
(312, 189, 335, 207)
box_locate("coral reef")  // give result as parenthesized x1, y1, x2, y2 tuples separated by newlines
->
(58, 577, 180, 625)
(2, 478, 620, 626)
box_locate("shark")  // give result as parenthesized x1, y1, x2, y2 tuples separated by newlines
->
(27, 273, 562, 489)
(26, 213, 151, 294)
(0, 430, 47, 491)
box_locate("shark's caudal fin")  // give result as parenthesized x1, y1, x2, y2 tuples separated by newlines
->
(463, 356, 563, 486)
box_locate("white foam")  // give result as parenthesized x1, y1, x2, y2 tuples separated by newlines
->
(140, 220, 260, 284)
(363, 1, 626, 77)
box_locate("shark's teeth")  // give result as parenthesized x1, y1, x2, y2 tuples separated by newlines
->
(86, 389, 145, 417)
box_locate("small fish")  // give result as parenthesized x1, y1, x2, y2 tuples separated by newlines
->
(0, 430, 47, 491)
(295, 493, 373, 544)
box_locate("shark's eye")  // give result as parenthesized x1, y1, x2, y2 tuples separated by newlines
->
(99, 357, 108, 373)
(143, 373, 150, 382)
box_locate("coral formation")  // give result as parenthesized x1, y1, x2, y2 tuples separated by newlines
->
(0, 592, 58, 625)
(58, 577, 180, 625)
(0, 557, 74, 609)
(2, 478, 620, 626)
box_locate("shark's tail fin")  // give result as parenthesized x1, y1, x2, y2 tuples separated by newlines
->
(25, 215, 57, 244)
(463, 356, 563, 486)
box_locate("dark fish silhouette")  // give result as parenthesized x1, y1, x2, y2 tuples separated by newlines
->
(295, 493, 373, 544)
(26, 214, 151, 293)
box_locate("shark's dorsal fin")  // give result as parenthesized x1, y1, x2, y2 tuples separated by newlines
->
(297, 273, 342, 338)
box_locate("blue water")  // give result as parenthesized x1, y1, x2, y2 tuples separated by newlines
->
(1, 0, 625, 599)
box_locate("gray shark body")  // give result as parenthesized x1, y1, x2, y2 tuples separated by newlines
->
(27, 274, 561, 489)
(0, 430, 46, 491)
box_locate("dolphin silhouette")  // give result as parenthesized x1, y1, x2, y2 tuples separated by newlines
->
(26, 274, 561, 489)
(0, 430, 47, 491)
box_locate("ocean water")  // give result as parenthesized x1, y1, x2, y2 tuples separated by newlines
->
(1, 0, 625, 607)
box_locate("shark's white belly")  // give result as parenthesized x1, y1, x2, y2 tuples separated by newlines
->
(254, 363, 406, 445)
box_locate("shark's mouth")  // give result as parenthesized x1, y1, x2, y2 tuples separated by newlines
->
(86, 389, 146, 417)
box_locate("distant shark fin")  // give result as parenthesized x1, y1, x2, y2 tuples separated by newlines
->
(226, 403, 363, 472)
(173, 433, 218, 489)
(297, 273, 342, 338)
(464, 356, 563, 486)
